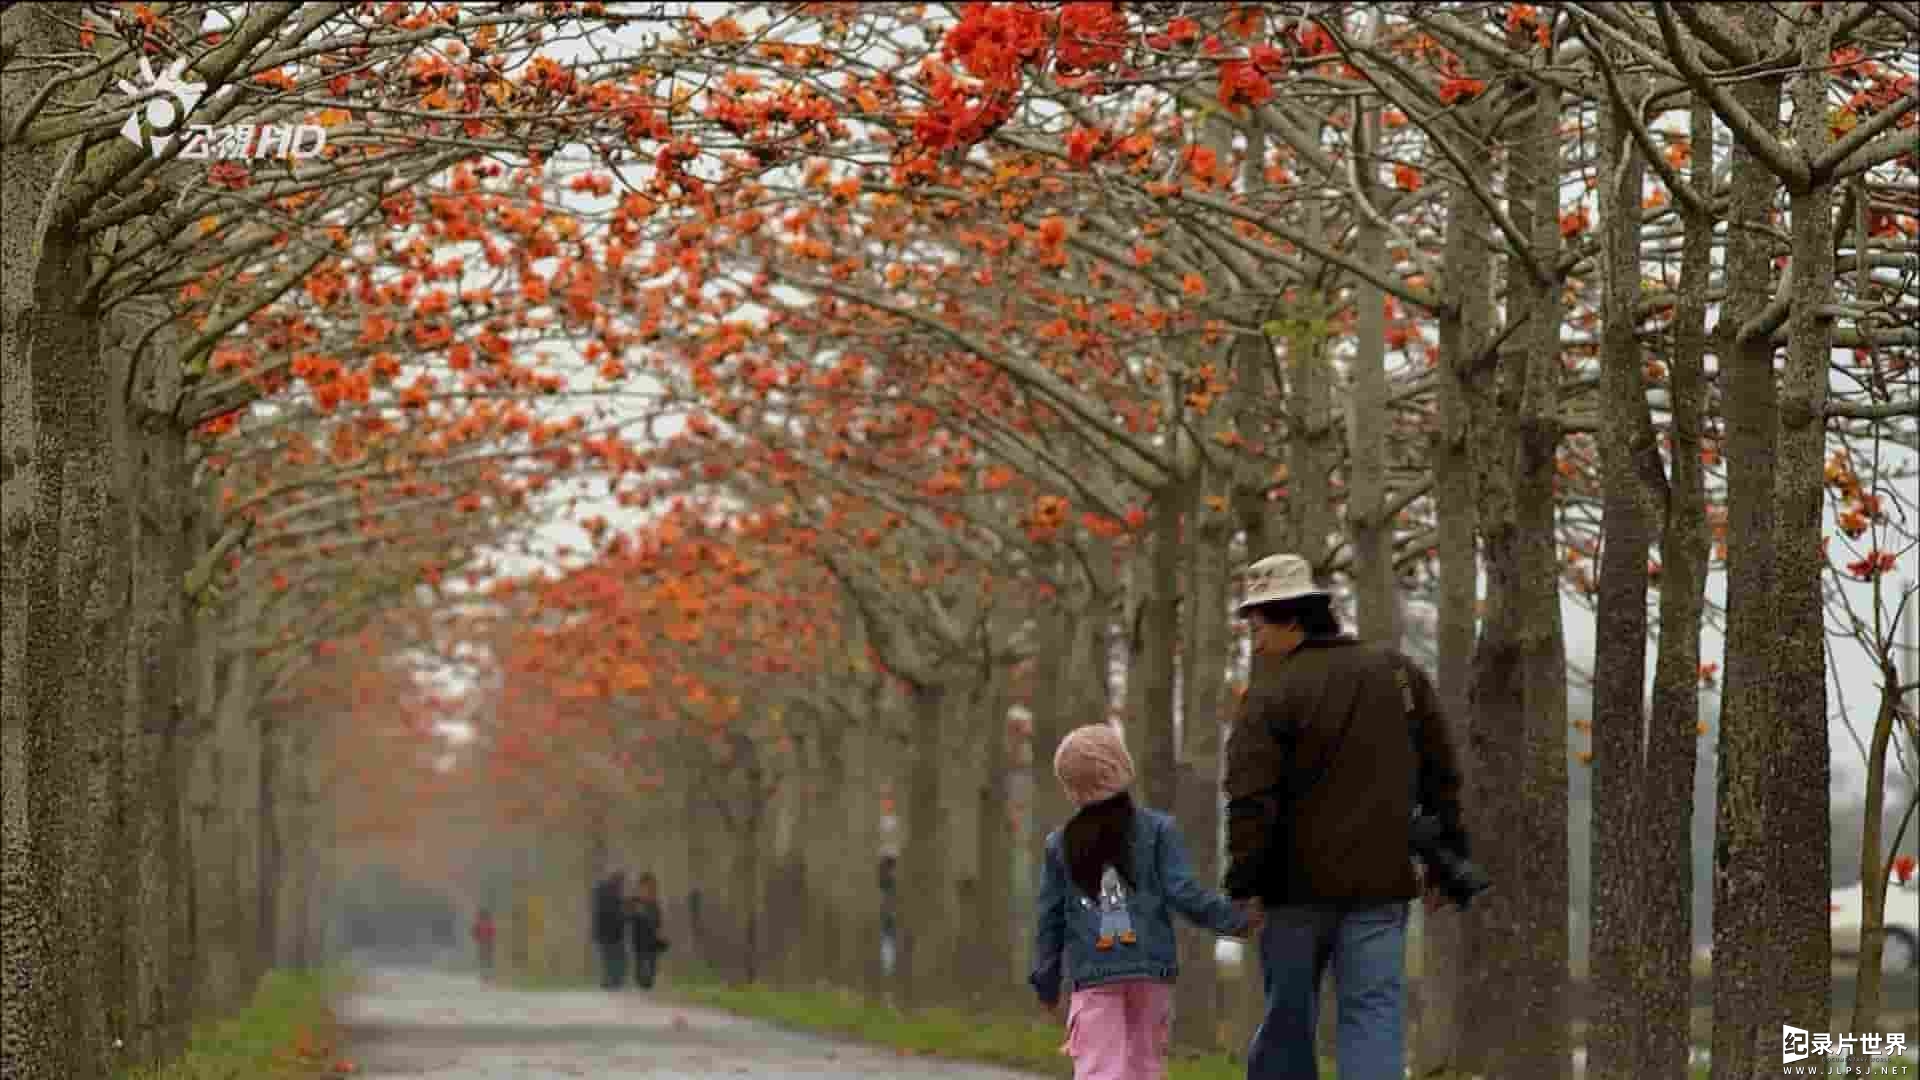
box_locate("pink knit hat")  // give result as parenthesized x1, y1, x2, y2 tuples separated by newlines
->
(1053, 723, 1136, 808)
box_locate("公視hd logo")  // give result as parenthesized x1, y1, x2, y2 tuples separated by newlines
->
(118, 57, 325, 160)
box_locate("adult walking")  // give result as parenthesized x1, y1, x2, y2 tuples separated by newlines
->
(626, 872, 669, 989)
(1221, 554, 1475, 1080)
(591, 870, 629, 990)
(471, 907, 496, 979)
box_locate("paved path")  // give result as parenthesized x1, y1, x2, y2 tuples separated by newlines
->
(338, 967, 1050, 1079)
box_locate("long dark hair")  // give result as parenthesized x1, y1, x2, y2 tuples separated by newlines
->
(1062, 790, 1136, 899)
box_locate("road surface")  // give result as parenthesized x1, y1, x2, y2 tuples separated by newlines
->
(338, 967, 1050, 1079)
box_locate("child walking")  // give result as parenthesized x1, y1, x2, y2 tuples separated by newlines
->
(1031, 723, 1261, 1080)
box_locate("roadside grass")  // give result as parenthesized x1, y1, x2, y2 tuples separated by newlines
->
(501, 962, 1728, 1078)
(667, 973, 1252, 1079)
(502, 968, 598, 991)
(119, 969, 354, 1080)
(666, 972, 1726, 1080)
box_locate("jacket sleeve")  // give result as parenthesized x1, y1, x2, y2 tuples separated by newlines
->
(1221, 682, 1288, 898)
(1401, 654, 1470, 856)
(1029, 833, 1068, 1005)
(1158, 815, 1250, 936)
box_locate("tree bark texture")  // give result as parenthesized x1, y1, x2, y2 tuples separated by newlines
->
(1711, 9, 1788, 1073)
(1415, 120, 1490, 1078)
(1586, 59, 1667, 1080)
(1461, 77, 1571, 1079)
(1348, 102, 1400, 646)
(1284, 290, 1338, 580)
(974, 668, 1017, 999)
(1773, 11, 1838, 1035)
(1132, 486, 1183, 814)
(1173, 447, 1233, 1051)
(110, 286, 198, 1065)
(898, 679, 950, 1006)
(3, 9, 127, 1070)
(1635, 97, 1719, 1080)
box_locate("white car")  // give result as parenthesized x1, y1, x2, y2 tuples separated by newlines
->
(1831, 866, 1920, 974)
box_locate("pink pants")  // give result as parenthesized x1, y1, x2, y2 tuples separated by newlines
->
(1063, 978, 1173, 1080)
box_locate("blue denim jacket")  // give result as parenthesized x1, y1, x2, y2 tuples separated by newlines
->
(1029, 806, 1248, 1005)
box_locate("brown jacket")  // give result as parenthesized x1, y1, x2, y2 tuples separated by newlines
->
(1222, 636, 1466, 904)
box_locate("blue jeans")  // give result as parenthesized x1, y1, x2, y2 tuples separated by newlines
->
(598, 941, 628, 988)
(1247, 901, 1408, 1080)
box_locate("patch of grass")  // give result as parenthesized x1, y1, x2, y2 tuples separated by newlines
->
(120, 969, 353, 1080)
(667, 978, 1259, 1079)
(502, 969, 597, 991)
(667, 977, 1730, 1079)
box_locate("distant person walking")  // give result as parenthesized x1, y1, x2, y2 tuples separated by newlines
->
(626, 872, 669, 989)
(471, 908, 496, 979)
(878, 797, 901, 977)
(1031, 723, 1260, 1080)
(591, 870, 629, 990)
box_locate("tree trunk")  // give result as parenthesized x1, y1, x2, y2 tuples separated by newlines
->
(1587, 62, 1667, 1080)
(756, 722, 800, 987)
(1027, 604, 1082, 877)
(0, 112, 61, 1069)
(1461, 77, 1571, 1078)
(1132, 488, 1183, 812)
(806, 707, 856, 990)
(898, 679, 950, 1006)
(1348, 101, 1399, 645)
(302, 746, 337, 969)
(939, 678, 985, 1006)
(720, 732, 768, 984)
(679, 740, 710, 975)
(287, 730, 320, 969)
(975, 671, 1016, 1002)
(1711, 11, 1788, 1073)
(195, 590, 267, 1016)
(772, 710, 815, 988)
(2, 22, 121, 1063)
(1509, 75, 1573, 1080)
(1635, 97, 1718, 1080)
(1173, 452, 1233, 1051)
(260, 712, 285, 973)
(1415, 123, 1491, 1078)
(110, 291, 197, 1065)
(1773, 14, 1837, 1037)
(848, 698, 892, 996)
(72, 335, 132, 1078)
(264, 717, 317, 972)
(1847, 669, 1903, 1074)
(1, 252, 105, 1078)
(1284, 290, 1338, 581)
(178, 489, 219, 1014)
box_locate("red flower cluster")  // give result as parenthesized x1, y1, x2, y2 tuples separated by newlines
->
(943, 2, 1051, 85)
(1218, 60, 1273, 113)
(1055, 2, 1128, 74)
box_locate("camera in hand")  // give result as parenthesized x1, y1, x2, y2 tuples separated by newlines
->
(1410, 811, 1490, 911)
